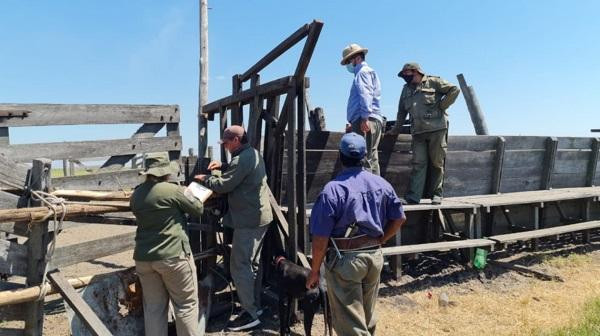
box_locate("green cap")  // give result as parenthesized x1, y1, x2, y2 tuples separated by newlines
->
(398, 62, 425, 77)
(140, 153, 180, 177)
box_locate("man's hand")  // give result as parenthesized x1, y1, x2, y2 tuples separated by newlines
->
(306, 269, 320, 289)
(194, 174, 207, 182)
(345, 123, 352, 133)
(360, 119, 370, 134)
(207, 161, 222, 171)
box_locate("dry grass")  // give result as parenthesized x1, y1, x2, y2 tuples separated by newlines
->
(376, 252, 600, 336)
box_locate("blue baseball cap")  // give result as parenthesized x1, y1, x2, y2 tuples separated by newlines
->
(340, 132, 366, 159)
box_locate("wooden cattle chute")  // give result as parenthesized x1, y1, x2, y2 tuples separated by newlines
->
(0, 104, 182, 335)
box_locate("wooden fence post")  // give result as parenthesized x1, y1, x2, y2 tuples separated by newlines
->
(457, 74, 489, 135)
(24, 158, 52, 336)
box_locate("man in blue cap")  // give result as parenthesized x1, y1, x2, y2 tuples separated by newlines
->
(306, 132, 406, 336)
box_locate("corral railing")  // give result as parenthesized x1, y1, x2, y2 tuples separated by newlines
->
(0, 103, 182, 192)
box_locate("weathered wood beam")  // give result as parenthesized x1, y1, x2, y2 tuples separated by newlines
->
(0, 203, 129, 224)
(48, 270, 113, 336)
(0, 274, 95, 306)
(231, 74, 243, 125)
(24, 158, 51, 335)
(491, 136, 506, 194)
(541, 137, 559, 189)
(52, 169, 144, 191)
(0, 104, 179, 127)
(98, 123, 165, 171)
(286, 87, 298, 264)
(239, 24, 310, 82)
(587, 138, 599, 186)
(203, 76, 294, 116)
(2, 136, 181, 163)
(248, 74, 263, 149)
(457, 74, 489, 135)
(50, 231, 135, 268)
(51, 190, 131, 201)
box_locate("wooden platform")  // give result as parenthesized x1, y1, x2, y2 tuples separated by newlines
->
(448, 187, 600, 211)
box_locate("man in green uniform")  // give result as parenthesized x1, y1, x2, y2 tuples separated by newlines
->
(130, 153, 204, 336)
(195, 125, 273, 332)
(388, 63, 460, 205)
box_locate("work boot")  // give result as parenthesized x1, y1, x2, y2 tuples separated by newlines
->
(227, 311, 261, 332)
(432, 196, 443, 205)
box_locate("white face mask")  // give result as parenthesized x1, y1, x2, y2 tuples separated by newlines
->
(346, 63, 355, 74)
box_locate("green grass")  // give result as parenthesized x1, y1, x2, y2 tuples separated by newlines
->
(540, 298, 600, 336)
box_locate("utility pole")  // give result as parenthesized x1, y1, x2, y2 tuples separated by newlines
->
(197, 0, 209, 159)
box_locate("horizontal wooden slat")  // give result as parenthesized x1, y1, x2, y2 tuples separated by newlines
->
(489, 221, 600, 244)
(203, 76, 294, 115)
(52, 169, 144, 190)
(0, 239, 28, 276)
(381, 239, 495, 256)
(0, 104, 179, 126)
(503, 136, 547, 150)
(557, 137, 593, 150)
(2, 136, 181, 162)
(51, 231, 135, 268)
(0, 328, 24, 336)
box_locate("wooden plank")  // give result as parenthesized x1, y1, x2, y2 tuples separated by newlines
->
(557, 137, 593, 150)
(0, 104, 179, 127)
(2, 136, 181, 162)
(451, 187, 600, 208)
(248, 74, 263, 149)
(552, 151, 590, 174)
(0, 238, 28, 276)
(492, 137, 506, 194)
(47, 270, 112, 336)
(231, 75, 243, 125)
(268, 187, 289, 237)
(51, 231, 135, 268)
(0, 127, 9, 145)
(489, 220, 600, 244)
(381, 238, 495, 256)
(286, 87, 298, 263)
(53, 169, 143, 191)
(240, 24, 310, 82)
(0, 190, 19, 210)
(541, 137, 559, 189)
(98, 123, 165, 171)
(203, 76, 294, 115)
(503, 136, 547, 150)
(24, 158, 51, 335)
(587, 138, 599, 186)
(296, 82, 308, 254)
(551, 174, 587, 189)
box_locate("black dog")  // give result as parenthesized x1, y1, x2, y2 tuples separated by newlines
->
(273, 256, 332, 336)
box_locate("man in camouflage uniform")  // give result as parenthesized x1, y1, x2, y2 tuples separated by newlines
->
(388, 63, 460, 205)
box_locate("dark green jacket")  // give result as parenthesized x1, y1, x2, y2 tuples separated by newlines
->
(204, 144, 273, 229)
(395, 75, 460, 134)
(130, 180, 204, 261)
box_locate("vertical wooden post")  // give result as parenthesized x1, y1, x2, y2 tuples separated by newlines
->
(69, 160, 75, 176)
(390, 230, 402, 280)
(586, 138, 599, 187)
(219, 106, 228, 163)
(62, 159, 68, 177)
(231, 75, 243, 126)
(167, 121, 181, 161)
(296, 79, 308, 254)
(541, 137, 558, 190)
(286, 86, 298, 263)
(465, 210, 476, 264)
(24, 159, 52, 336)
(491, 136, 505, 194)
(531, 205, 540, 250)
(248, 74, 263, 149)
(456, 74, 489, 135)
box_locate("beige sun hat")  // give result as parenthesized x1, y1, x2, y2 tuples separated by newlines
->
(139, 153, 180, 177)
(340, 43, 368, 65)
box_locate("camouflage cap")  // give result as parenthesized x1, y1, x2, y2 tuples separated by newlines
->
(140, 152, 180, 177)
(397, 62, 425, 77)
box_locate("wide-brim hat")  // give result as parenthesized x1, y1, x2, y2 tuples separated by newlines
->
(340, 43, 368, 65)
(139, 153, 180, 177)
(398, 62, 425, 77)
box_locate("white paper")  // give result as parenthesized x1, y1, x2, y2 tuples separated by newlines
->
(184, 182, 213, 203)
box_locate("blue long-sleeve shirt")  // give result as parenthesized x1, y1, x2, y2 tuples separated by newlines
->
(309, 167, 405, 238)
(346, 62, 383, 124)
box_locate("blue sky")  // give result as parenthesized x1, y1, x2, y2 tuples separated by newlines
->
(1, 0, 599, 155)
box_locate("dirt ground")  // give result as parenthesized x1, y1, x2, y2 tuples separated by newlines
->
(2, 225, 599, 336)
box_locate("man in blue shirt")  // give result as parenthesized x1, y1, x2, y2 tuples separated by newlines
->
(341, 43, 384, 175)
(306, 133, 406, 336)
